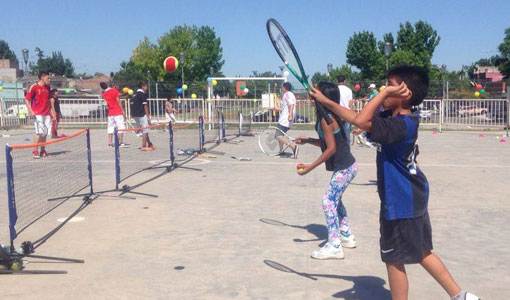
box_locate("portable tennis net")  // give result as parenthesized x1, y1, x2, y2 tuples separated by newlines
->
(114, 122, 172, 191)
(5, 129, 93, 248)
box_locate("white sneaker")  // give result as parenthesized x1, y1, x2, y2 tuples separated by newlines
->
(311, 243, 344, 260)
(465, 292, 481, 300)
(340, 234, 356, 248)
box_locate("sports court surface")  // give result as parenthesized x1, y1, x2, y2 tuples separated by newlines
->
(0, 128, 509, 299)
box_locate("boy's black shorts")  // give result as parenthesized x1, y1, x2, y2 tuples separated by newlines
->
(380, 212, 433, 264)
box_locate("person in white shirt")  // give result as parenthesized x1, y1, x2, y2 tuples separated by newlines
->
(337, 75, 353, 144)
(276, 82, 298, 158)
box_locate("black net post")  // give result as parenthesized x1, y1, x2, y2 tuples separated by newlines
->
(169, 122, 175, 165)
(114, 128, 120, 190)
(86, 129, 93, 194)
(199, 115, 205, 152)
(5, 144, 17, 250)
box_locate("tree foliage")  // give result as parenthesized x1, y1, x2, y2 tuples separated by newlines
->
(346, 21, 441, 81)
(30, 51, 75, 77)
(0, 40, 17, 60)
(114, 25, 224, 83)
(497, 27, 510, 78)
(346, 31, 385, 80)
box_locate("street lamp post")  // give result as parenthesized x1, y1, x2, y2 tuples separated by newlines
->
(441, 64, 447, 99)
(179, 52, 185, 98)
(22, 49, 29, 77)
(384, 42, 392, 72)
(327, 63, 333, 80)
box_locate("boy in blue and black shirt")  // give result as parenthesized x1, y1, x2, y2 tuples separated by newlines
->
(310, 65, 480, 300)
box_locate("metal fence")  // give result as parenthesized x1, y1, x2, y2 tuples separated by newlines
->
(1, 96, 509, 131)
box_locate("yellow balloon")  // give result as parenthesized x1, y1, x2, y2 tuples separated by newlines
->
(474, 91, 480, 97)
(252, 99, 257, 103)
(128, 89, 134, 95)
(191, 93, 197, 99)
(0, 86, 3, 92)
(379, 86, 386, 92)
(212, 79, 217, 86)
(182, 84, 188, 91)
(122, 87, 129, 94)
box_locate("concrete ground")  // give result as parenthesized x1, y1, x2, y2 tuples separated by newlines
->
(0, 127, 509, 300)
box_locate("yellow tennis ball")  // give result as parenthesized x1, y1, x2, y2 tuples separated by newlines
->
(379, 86, 386, 92)
(10, 261, 22, 270)
(298, 167, 305, 172)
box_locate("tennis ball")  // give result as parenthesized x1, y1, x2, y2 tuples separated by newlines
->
(10, 261, 22, 270)
(182, 84, 188, 91)
(379, 86, 386, 92)
(128, 89, 134, 95)
(212, 79, 217, 86)
(164, 56, 179, 73)
(298, 167, 305, 172)
(122, 87, 129, 94)
(191, 93, 197, 99)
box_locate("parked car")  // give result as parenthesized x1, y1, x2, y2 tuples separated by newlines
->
(253, 110, 278, 122)
(457, 105, 487, 117)
(418, 108, 432, 119)
(294, 114, 310, 123)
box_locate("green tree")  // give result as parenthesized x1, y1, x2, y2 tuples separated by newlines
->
(497, 27, 510, 78)
(311, 72, 330, 84)
(394, 21, 440, 69)
(0, 40, 17, 60)
(31, 51, 75, 77)
(329, 64, 360, 83)
(346, 31, 386, 80)
(116, 25, 224, 84)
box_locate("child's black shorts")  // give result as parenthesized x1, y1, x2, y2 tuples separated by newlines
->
(379, 212, 433, 264)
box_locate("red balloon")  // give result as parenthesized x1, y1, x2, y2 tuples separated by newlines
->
(475, 84, 482, 91)
(354, 83, 361, 91)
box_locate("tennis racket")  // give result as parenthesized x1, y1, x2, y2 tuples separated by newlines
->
(258, 126, 310, 156)
(34, 118, 48, 136)
(266, 18, 332, 125)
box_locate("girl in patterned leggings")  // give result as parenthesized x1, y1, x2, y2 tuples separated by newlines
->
(296, 81, 358, 260)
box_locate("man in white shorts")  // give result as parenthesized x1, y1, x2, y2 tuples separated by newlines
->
(25, 71, 55, 158)
(100, 82, 128, 147)
(276, 82, 298, 158)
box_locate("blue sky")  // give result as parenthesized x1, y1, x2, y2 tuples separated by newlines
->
(1, 0, 509, 77)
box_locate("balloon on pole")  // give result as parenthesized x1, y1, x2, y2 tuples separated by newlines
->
(177, 88, 183, 95)
(128, 89, 134, 95)
(191, 93, 197, 99)
(182, 84, 188, 91)
(122, 87, 129, 94)
(475, 84, 482, 91)
(212, 79, 217, 86)
(474, 91, 480, 97)
(354, 83, 361, 91)
(244, 88, 249, 93)
(207, 77, 212, 83)
(479, 89, 485, 94)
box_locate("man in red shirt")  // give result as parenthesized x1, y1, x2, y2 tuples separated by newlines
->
(100, 82, 128, 147)
(25, 71, 56, 158)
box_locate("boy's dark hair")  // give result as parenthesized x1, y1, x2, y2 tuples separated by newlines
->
(387, 65, 429, 106)
(50, 89, 58, 95)
(99, 82, 108, 90)
(38, 71, 49, 79)
(282, 82, 292, 91)
(138, 81, 147, 89)
(336, 75, 345, 83)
